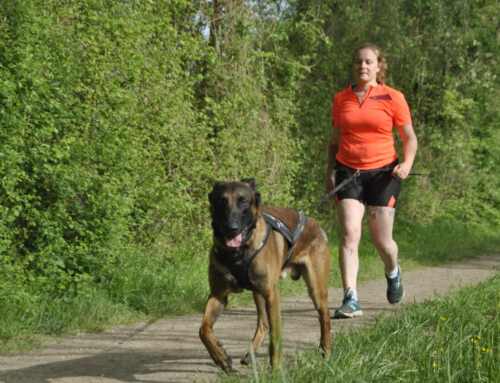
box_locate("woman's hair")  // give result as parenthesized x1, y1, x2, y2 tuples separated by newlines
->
(352, 43, 387, 84)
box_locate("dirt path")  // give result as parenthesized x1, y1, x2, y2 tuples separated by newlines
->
(0, 255, 498, 383)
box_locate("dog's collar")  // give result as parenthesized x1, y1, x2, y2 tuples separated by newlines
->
(248, 220, 271, 258)
(222, 219, 271, 260)
(215, 218, 257, 251)
(241, 217, 258, 245)
(216, 220, 271, 290)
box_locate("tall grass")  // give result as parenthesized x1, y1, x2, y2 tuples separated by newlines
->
(1, 220, 498, 354)
(221, 274, 500, 383)
(0, 231, 210, 353)
(0, 284, 139, 353)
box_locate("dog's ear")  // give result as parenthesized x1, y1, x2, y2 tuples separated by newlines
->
(209, 181, 224, 206)
(241, 178, 260, 207)
(254, 191, 261, 207)
(241, 178, 257, 191)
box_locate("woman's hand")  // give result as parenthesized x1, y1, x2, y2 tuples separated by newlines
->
(326, 170, 336, 193)
(392, 162, 411, 180)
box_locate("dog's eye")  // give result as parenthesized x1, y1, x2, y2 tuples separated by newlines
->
(215, 197, 228, 208)
(238, 197, 249, 209)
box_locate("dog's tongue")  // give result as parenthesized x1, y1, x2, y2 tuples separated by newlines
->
(226, 233, 243, 248)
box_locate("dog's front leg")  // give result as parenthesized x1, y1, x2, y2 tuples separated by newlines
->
(264, 285, 282, 369)
(199, 294, 234, 372)
(241, 291, 269, 365)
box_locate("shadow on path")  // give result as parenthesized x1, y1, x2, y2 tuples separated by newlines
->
(0, 255, 498, 383)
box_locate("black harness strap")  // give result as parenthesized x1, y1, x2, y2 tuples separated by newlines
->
(263, 210, 307, 267)
(220, 211, 308, 290)
(245, 220, 272, 266)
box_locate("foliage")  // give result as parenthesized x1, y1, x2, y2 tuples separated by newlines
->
(0, 1, 298, 296)
(0, 0, 498, 344)
(285, 0, 500, 223)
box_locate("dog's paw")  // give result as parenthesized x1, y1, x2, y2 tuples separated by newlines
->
(318, 344, 331, 359)
(224, 366, 238, 374)
(219, 357, 235, 373)
(240, 352, 250, 365)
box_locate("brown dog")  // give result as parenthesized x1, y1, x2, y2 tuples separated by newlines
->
(199, 179, 331, 371)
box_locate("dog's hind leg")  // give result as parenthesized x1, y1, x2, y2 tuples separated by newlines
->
(200, 293, 234, 372)
(302, 251, 332, 356)
(241, 291, 269, 365)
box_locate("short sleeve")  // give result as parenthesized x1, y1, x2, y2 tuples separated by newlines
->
(392, 90, 412, 126)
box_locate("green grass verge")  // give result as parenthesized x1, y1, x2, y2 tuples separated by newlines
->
(1, 219, 498, 354)
(220, 273, 500, 383)
(0, 284, 141, 353)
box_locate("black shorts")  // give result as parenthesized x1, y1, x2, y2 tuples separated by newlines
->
(335, 160, 401, 207)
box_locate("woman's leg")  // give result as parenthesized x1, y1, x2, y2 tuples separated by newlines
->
(367, 206, 398, 273)
(334, 198, 365, 318)
(337, 199, 365, 291)
(367, 205, 404, 304)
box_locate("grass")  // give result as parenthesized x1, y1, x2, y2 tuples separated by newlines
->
(0, 237, 210, 353)
(0, 218, 499, 354)
(220, 273, 500, 383)
(0, 284, 142, 353)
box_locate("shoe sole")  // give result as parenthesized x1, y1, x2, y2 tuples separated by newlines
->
(332, 309, 363, 319)
(388, 289, 405, 305)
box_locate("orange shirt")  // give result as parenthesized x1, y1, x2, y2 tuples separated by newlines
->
(332, 84, 412, 170)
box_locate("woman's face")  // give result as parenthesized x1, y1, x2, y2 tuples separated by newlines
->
(353, 48, 380, 86)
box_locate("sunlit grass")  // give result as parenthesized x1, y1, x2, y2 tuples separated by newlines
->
(0, 286, 141, 353)
(220, 274, 500, 383)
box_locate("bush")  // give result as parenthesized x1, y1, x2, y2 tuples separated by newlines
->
(0, 0, 498, 332)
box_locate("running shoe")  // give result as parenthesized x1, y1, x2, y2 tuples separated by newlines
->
(333, 293, 363, 318)
(386, 266, 404, 304)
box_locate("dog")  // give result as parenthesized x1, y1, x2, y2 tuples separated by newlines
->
(199, 179, 331, 371)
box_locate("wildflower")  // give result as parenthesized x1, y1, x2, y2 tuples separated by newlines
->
(480, 347, 492, 353)
(439, 316, 448, 321)
(470, 335, 480, 344)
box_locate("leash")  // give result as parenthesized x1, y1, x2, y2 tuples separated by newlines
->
(318, 169, 360, 208)
(318, 168, 429, 209)
(406, 172, 429, 176)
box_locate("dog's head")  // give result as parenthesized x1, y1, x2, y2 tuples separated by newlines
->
(209, 178, 261, 249)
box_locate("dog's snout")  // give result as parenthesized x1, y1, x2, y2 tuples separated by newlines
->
(227, 213, 241, 232)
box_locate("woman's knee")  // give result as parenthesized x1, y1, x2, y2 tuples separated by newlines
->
(372, 236, 397, 255)
(341, 226, 362, 249)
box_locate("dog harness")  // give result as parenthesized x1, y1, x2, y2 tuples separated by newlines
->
(220, 211, 307, 290)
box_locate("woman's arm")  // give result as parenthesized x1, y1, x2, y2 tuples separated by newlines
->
(394, 123, 418, 179)
(326, 128, 340, 192)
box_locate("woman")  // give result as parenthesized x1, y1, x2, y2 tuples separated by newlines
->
(326, 43, 418, 318)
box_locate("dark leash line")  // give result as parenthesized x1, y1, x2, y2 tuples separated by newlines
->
(318, 169, 430, 209)
(318, 169, 361, 208)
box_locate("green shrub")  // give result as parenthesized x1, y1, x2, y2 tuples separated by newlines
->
(0, 0, 498, 343)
